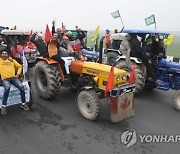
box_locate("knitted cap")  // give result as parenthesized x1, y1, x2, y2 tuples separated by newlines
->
(72, 31, 78, 36)
(66, 31, 72, 36)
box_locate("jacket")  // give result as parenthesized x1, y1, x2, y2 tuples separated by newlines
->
(0, 58, 22, 80)
(30, 34, 48, 57)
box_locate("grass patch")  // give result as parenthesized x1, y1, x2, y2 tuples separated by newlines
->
(166, 36, 180, 58)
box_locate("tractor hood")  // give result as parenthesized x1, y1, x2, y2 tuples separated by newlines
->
(81, 49, 99, 61)
(82, 62, 127, 90)
(157, 59, 180, 73)
(82, 62, 126, 75)
(70, 61, 127, 90)
(70, 61, 126, 75)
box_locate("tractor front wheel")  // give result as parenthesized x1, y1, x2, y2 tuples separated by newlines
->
(77, 89, 101, 121)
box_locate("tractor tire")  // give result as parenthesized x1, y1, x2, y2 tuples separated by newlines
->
(77, 89, 101, 121)
(173, 90, 180, 111)
(27, 88, 34, 108)
(34, 61, 61, 100)
(106, 52, 119, 65)
(116, 60, 145, 93)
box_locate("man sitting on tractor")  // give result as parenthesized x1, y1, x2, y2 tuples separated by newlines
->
(48, 32, 66, 74)
(0, 49, 29, 115)
(60, 35, 87, 61)
(59, 35, 74, 57)
(51, 20, 64, 44)
(30, 32, 48, 58)
(142, 37, 158, 81)
(129, 34, 142, 58)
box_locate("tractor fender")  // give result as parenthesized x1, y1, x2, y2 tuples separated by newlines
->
(35, 57, 64, 81)
(76, 86, 94, 98)
(35, 57, 58, 65)
(106, 49, 122, 55)
(116, 55, 142, 64)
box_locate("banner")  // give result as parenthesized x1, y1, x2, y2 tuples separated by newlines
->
(0, 81, 30, 108)
(145, 14, 155, 26)
(111, 10, 120, 19)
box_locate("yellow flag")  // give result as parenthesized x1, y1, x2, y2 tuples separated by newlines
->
(91, 25, 100, 42)
(164, 34, 175, 45)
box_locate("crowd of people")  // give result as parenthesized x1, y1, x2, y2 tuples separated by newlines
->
(0, 23, 167, 115)
(33, 22, 88, 74)
(0, 21, 89, 115)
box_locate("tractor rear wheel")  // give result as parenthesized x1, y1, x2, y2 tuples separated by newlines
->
(34, 61, 61, 100)
(173, 90, 180, 111)
(116, 60, 145, 93)
(77, 89, 101, 121)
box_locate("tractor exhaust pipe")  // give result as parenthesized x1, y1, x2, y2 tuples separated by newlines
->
(98, 36, 105, 64)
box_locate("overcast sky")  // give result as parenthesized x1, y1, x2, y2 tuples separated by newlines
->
(1, 0, 179, 32)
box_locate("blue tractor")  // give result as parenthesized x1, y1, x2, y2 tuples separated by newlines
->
(109, 29, 180, 110)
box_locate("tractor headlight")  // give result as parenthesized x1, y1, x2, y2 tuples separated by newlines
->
(122, 75, 126, 80)
(116, 76, 120, 81)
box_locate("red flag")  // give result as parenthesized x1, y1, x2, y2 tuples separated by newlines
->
(104, 66, 114, 97)
(45, 24, 52, 43)
(70, 39, 81, 52)
(129, 64, 136, 84)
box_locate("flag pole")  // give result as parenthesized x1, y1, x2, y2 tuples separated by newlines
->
(95, 37, 99, 52)
(22, 46, 28, 81)
(22, 47, 26, 81)
(23, 72, 26, 81)
(154, 15, 157, 30)
(119, 15, 124, 29)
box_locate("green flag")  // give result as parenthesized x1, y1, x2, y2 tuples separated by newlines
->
(145, 14, 155, 26)
(111, 10, 120, 19)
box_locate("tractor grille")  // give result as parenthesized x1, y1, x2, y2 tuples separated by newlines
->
(172, 76, 180, 90)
